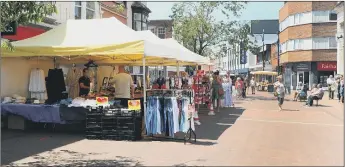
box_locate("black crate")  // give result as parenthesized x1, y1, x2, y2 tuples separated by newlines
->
(85, 108, 142, 141)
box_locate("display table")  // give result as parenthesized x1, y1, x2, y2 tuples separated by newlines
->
(1, 103, 62, 123)
(59, 105, 88, 123)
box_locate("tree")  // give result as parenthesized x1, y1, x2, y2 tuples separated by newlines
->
(170, 2, 246, 57)
(226, 22, 262, 58)
(1, 2, 57, 50)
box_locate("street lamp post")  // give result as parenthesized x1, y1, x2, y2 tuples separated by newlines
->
(262, 29, 265, 71)
(277, 31, 280, 75)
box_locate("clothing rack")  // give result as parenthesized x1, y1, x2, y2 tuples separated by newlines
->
(145, 89, 196, 144)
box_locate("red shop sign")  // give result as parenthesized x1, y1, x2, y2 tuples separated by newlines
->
(317, 62, 337, 71)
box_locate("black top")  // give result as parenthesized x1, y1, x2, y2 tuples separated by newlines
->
(79, 76, 91, 96)
(156, 77, 165, 89)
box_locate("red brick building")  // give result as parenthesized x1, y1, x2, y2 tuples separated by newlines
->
(148, 19, 173, 39)
(278, 1, 338, 89)
(101, 1, 127, 24)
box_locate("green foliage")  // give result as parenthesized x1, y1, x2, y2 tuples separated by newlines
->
(226, 21, 262, 56)
(1, 1, 57, 50)
(170, 2, 246, 57)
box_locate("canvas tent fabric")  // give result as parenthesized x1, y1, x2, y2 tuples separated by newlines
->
(136, 31, 210, 65)
(162, 38, 210, 65)
(1, 17, 198, 65)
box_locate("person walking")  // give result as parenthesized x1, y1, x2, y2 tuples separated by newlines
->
(210, 72, 223, 115)
(327, 75, 336, 100)
(222, 77, 234, 107)
(235, 77, 243, 99)
(274, 75, 285, 111)
(336, 76, 342, 102)
(250, 77, 256, 94)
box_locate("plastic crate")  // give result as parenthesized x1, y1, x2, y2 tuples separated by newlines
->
(85, 108, 143, 141)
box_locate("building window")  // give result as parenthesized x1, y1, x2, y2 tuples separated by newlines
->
(158, 27, 166, 39)
(75, 1, 82, 19)
(313, 37, 328, 49)
(280, 10, 335, 32)
(313, 11, 329, 23)
(142, 15, 148, 31)
(329, 11, 337, 21)
(133, 13, 142, 31)
(329, 37, 337, 48)
(287, 40, 294, 51)
(86, 2, 95, 19)
(150, 28, 156, 34)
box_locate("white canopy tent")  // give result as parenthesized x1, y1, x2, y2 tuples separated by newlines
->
(1, 17, 199, 66)
(162, 38, 210, 65)
(136, 31, 210, 65)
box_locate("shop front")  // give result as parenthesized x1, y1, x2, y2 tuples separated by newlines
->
(317, 61, 337, 87)
(283, 62, 311, 90)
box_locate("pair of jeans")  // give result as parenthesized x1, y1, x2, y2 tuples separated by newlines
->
(179, 99, 187, 132)
(328, 85, 334, 99)
(164, 97, 174, 137)
(145, 97, 161, 135)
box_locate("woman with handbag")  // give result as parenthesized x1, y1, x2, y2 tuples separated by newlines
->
(274, 75, 285, 111)
(210, 72, 223, 115)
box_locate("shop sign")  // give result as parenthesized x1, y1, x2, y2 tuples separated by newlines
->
(317, 62, 337, 71)
(294, 63, 310, 71)
(1, 21, 17, 36)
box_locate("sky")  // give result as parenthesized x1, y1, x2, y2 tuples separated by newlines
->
(147, 2, 284, 21)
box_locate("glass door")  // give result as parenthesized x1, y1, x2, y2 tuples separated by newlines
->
(297, 71, 304, 90)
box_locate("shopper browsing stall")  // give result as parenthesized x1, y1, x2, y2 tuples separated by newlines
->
(79, 68, 91, 97)
(110, 66, 134, 107)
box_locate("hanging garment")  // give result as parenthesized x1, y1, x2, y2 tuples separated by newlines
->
(46, 68, 66, 104)
(222, 82, 233, 107)
(66, 67, 82, 98)
(145, 96, 162, 135)
(29, 68, 47, 100)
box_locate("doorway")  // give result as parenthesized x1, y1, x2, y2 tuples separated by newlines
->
(297, 71, 310, 90)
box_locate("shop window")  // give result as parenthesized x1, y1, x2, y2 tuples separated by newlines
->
(75, 1, 82, 19)
(158, 27, 166, 39)
(86, 2, 95, 19)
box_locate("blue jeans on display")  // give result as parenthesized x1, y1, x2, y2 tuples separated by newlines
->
(146, 97, 162, 135)
(164, 97, 175, 137)
(179, 99, 187, 132)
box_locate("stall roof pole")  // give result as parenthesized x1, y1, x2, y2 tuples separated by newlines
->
(143, 55, 146, 116)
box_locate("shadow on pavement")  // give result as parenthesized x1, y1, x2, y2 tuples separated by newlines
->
(196, 106, 245, 141)
(247, 95, 294, 101)
(12, 150, 142, 167)
(1, 129, 84, 165)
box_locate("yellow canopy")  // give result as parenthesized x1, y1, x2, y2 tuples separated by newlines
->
(251, 71, 278, 75)
(1, 17, 200, 66)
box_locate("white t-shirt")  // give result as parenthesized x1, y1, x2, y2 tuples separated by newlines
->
(327, 78, 335, 85)
(274, 81, 285, 96)
(250, 79, 255, 86)
(111, 73, 133, 98)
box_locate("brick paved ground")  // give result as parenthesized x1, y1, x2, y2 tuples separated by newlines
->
(2, 91, 343, 166)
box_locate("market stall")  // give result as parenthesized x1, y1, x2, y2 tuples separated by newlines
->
(1, 17, 209, 142)
(251, 71, 278, 92)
